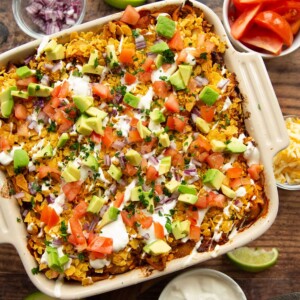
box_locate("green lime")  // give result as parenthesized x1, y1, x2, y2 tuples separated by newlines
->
(227, 247, 279, 272)
(104, 0, 146, 9)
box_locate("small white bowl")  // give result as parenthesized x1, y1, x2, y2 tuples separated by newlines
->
(222, 0, 300, 59)
(159, 268, 247, 300)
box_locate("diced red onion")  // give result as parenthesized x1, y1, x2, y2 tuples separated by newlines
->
(112, 140, 126, 150)
(191, 158, 202, 167)
(111, 108, 118, 117)
(100, 205, 108, 218)
(52, 238, 63, 246)
(28, 164, 36, 172)
(118, 154, 126, 169)
(38, 111, 49, 123)
(191, 106, 201, 117)
(88, 216, 100, 232)
(142, 233, 150, 240)
(234, 199, 243, 208)
(175, 172, 181, 182)
(135, 35, 146, 50)
(41, 74, 50, 86)
(46, 195, 55, 204)
(148, 156, 159, 166)
(24, 55, 34, 65)
(22, 209, 29, 217)
(217, 78, 230, 89)
(104, 155, 111, 166)
(118, 179, 127, 186)
(44, 63, 53, 70)
(108, 183, 117, 195)
(194, 76, 209, 87)
(52, 61, 63, 72)
(191, 113, 198, 123)
(14, 192, 25, 199)
(184, 168, 197, 176)
(113, 92, 123, 105)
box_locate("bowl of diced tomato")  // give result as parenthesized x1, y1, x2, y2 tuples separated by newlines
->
(223, 0, 300, 58)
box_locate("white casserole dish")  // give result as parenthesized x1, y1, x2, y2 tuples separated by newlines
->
(0, 0, 289, 298)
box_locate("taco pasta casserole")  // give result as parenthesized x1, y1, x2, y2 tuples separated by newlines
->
(0, 3, 267, 285)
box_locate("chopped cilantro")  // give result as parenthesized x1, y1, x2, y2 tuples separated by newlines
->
(132, 29, 140, 38)
(60, 221, 68, 241)
(144, 136, 152, 142)
(200, 52, 207, 60)
(31, 267, 39, 275)
(47, 121, 57, 132)
(94, 57, 99, 68)
(78, 253, 85, 262)
(162, 49, 175, 64)
(165, 218, 172, 233)
(35, 70, 43, 81)
(16, 217, 21, 223)
(117, 130, 123, 137)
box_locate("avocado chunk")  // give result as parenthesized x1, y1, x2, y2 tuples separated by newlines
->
(44, 39, 57, 52)
(158, 156, 171, 175)
(123, 92, 140, 108)
(179, 65, 193, 86)
(87, 195, 105, 214)
(73, 95, 94, 113)
(221, 184, 236, 199)
(28, 83, 53, 97)
(159, 132, 170, 148)
(156, 16, 176, 39)
(211, 139, 226, 152)
(46, 246, 62, 273)
(150, 41, 169, 53)
(106, 44, 119, 68)
(150, 109, 165, 123)
(226, 138, 247, 153)
(45, 44, 66, 61)
(203, 168, 225, 190)
(24, 291, 59, 300)
(85, 116, 103, 135)
(61, 162, 81, 182)
(16, 66, 34, 78)
(199, 86, 219, 106)
(169, 70, 186, 90)
(0, 86, 17, 118)
(171, 220, 191, 240)
(154, 54, 164, 68)
(57, 133, 69, 148)
(75, 114, 93, 136)
(130, 186, 143, 201)
(13, 149, 29, 169)
(178, 193, 198, 205)
(143, 239, 171, 256)
(107, 164, 122, 181)
(183, 135, 193, 152)
(195, 117, 210, 134)
(137, 120, 151, 139)
(125, 149, 142, 166)
(165, 179, 180, 193)
(82, 154, 99, 171)
(35, 144, 53, 159)
(85, 107, 107, 119)
(82, 50, 104, 75)
(11, 90, 29, 99)
(178, 184, 197, 195)
(98, 206, 119, 229)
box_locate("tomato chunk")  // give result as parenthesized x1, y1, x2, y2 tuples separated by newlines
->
(119, 48, 135, 65)
(164, 93, 180, 113)
(190, 224, 201, 242)
(168, 31, 184, 51)
(153, 81, 170, 98)
(73, 201, 88, 219)
(87, 236, 113, 254)
(120, 5, 140, 25)
(62, 181, 83, 201)
(40, 205, 59, 229)
(154, 222, 165, 239)
(92, 83, 112, 100)
(68, 217, 87, 252)
(146, 165, 159, 182)
(124, 72, 137, 85)
(248, 164, 263, 180)
(14, 103, 28, 120)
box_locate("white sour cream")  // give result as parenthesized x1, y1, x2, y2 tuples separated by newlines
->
(89, 258, 110, 269)
(244, 142, 260, 166)
(49, 193, 65, 216)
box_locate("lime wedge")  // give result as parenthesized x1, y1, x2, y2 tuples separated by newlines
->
(227, 247, 279, 272)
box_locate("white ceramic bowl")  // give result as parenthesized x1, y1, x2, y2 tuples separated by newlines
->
(222, 0, 300, 59)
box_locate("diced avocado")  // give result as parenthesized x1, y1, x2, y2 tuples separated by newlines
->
(150, 41, 169, 53)
(171, 220, 191, 240)
(137, 120, 151, 139)
(199, 86, 219, 106)
(203, 168, 225, 190)
(85, 107, 107, 119)
(179, 65, 193, 86)
(82, 154, 99, 171)
(146, 195, 154, 213)
(125, 149, 142, 166)
(16, 66, 34, 78)
(44, 39, 57, 52)
(156, 16, 176, 39)
(108, 164, 122, 181)
(57, 133, 69, 148)
(159, 132, 170, 148)
(59, 254, 69, 267)
(46, 246, 62, 273)
(106, 44, 119, 68)
(195, 117, 210, 134)
(13, 149, 29, 169)
(98, 206, 119, 229)
(24, 291, 59, 300)
(226, 138, 247, 153)
(211, 139, 226, 152)
(82, 55, 105, 75)
(165, 179, 180, 193)
(183, 135, 193, 152)
(221, 184, 236, 199)
(169, 70, 186, 90)
(143, 239, 171, 256)
(45, 44, 66, 61)
(150, 109, 166, 123)
(35, 144, 53, 159)
(11, 90, 29, 99)
(123, 92, 140, 108)
(85, 116, 103, 135)
(178, 184, 197, 195)
(178, 193, 198, 205)
(28, 83, 53, 97)
(154, 54, 164, 68)
(73, 95, 94, 113)
(158, 156, 171, 175)
(75, 114, 93, 136)
(0, 86, 17, 118)
(61, 162, 81, 183)
(131, 186, 143, 201)
(87, 195, 105, 214)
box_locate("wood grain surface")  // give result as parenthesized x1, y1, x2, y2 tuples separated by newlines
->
(0, 0, 299, 299)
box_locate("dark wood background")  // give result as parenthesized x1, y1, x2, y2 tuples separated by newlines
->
(0, 0, 299, 299)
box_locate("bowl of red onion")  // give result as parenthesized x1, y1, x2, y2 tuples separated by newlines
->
(12, 0, 86, 39)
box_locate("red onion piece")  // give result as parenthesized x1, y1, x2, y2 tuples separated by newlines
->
(113, 93, 123, 105)
(191, 158, 202, 167)
(52, 238, 63, 247)
(217, 78, 230, 89)
(41, 74, 50, 86)
(191, 114, 198, 123)
(148, 155, 159, 166)
(142, 233, 150, 240)
(191, 106, 200, 117)
(52, 61, 63, 72)
(119, 154, 126, 169)
(88, 216, 100, 232)
(184, 168, 197, 176)
(135, 35, 146, 50)
(104, 155, 111, 167)
(100, 205, 108, 218)
(194, 76, 209, 87)
(112, 140, 126, 150)
(14, 192, 25, 199)
(22, 209, 29, 217)
(37, 111, 49, 123)
(108, 183, 117, 195)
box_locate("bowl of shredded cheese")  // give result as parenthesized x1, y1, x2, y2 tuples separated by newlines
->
(273, 115, 300, 190)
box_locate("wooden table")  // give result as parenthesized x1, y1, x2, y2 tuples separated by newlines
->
(0, 0, 299, 299)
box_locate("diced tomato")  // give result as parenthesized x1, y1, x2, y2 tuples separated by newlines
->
(17, 123, 29, 137)
(186, 207, 198, 225)
(230, 177, 252, 189)
(58, 119, 73, 133)
(120, 5, 140, 26)
(91, 132, 102, 144)
(290, 18, 300, 35)
(247, 164, 263, 180)
(40, 205, 59, 229)
(62, 181, 83, 201)
(124, 72, 137, 85)
(58, 81, 70, 98)
(166, 116, 175, 130)
(51, 85, 61, 98)
(226, 167, 243, 178)
(0, 137, 10, 151)
(68, 217, 87, 252)
(102, 126, 115, 148)
(89, 252, 106, 260)
(189, 224, 201, 242)
(146, 165, 159, 182)
(141, 137, 157, 154)
(195, 151, 210, 162)
(189, 135, 211, 152)
(37, 166, 61, 181)
(16, 76, 37, 88)
(194, 195, 209, 209)
(142, 57, 155, 72)
(123, 163, 138, 177)
(139, 71, 152, 83)
(207, 192, 226, 208)
(134, 212, 153, 229)
(141, 158, 148, 171)
(173, 116, 187, 132)
(92, 83, 112, 100)
(206, 153, 224, 169)
(14, 103, 27, 120)
(154, 222, 165, 239)
(73, 201, 88, 219)
(164, 148, 184, 167)
(114, 192, 125, 208)
(200, 105, 215, 123)
(87, 236, 113, 254)
(155, 184, 163, 195)
(164, 93, 180, 113)
(49, 97, 61, 109)
(168, 31, 184, 51)
(121, 210, 136, 227)
(128, 129, 143, 143)
(130, 117, 139, 128)
(62, 103, 77, 118)
(119, 48, 135, 65)
(152, 81, 170, 98)
(53, 109, 66, 125)
(43, 103, 56, 119)
(254, 11, 294, 46)
(176, 49, 188, 64)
